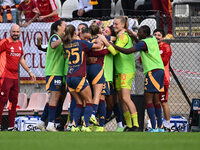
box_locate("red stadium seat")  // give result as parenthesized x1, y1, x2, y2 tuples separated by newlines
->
(62, 92, 71, 115)
(3, 93, 28, 115)
(17, 93, 28, 109)
(17, 93, 49, 115)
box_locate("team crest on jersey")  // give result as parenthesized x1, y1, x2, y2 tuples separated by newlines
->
(19, 47, 22, 51)
(69, 68, 74, 74)
(160, 50, 163, 54)
(52, 37, 57, 42)
(0, 91, 4, 96)
(10, 47, 14, 52)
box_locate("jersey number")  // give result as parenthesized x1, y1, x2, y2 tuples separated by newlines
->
(66, 48, 80, 65)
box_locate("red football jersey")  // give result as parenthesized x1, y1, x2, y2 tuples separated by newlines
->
(36, 0, 60, 22)
(0, 38, 23, 79)
(18, 0, 38, 22)
(159, 42, 172, 85)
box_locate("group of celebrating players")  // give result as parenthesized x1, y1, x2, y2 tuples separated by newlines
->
(35, 15, 172, 132)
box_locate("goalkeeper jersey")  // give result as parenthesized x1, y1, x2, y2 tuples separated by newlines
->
(114, 32, 136, 74)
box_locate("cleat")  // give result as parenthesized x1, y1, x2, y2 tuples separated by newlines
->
(7, 127, 17, 131)
(71, 126, 80, 132)
(123, 126, 133, 132)
(158, 128, 165, 132)
(146, 128, 158, 132)
(115, 127, 124, 132)
(124, 126, 139, 132)
(88, 124, 97, 131)
(36, 121, 46, 131)
(46, 123, 57, 132)
(131, 126, 140, 132)
(81, 126, 92, 132)
(90, 115, 99, 126)
(95, 126, 106, 132)
(64, 123, 73, 131)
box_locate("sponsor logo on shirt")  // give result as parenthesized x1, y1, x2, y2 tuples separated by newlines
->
(54, 79, 62, 85)
(10, 53, 21, 57)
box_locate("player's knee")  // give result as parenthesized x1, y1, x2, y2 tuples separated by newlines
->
(121, 95, 131, 103)
(161, 101, 168, 107)
(0, 93, 9, 103)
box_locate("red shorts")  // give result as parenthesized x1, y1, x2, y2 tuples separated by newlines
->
(0, 78, 19, 103)
(159, 85, 169, 103)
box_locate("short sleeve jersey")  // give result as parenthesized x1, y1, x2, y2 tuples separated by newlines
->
(18, 0, 38, 22)
(0, 38, 23, 79)
(64, 40, 93, 77)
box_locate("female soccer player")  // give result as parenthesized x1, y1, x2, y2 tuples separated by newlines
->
(63, 25, 101, 132)
(100, 16, 139, 131)
(86, 23, 107, 127)
(37, 19, 66, 132)
(101, 25, 124, 132)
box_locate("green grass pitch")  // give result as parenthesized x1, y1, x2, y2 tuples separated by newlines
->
(0, 132, 199, 150)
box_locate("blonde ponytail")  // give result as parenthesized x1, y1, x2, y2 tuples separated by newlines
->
(124, 16, 129, 30)
(115, 16, 129, 30)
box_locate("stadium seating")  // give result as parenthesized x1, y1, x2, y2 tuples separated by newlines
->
(17, 93, 28, 109)
(174, 4, 189, 17)
(17, 93, 49, 115)
(114, 0, 124, 17)
(139, 18, 156, 35)
(61, 0, 78, 18)
(62, 92, 71, 115)
(2, 93, 28, 115)
(55, 0, 62, 17)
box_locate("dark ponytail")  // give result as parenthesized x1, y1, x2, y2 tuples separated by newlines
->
(50, 19, 65, 37)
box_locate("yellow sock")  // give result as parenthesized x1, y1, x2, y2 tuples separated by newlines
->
(123, 111, 132, 128)
(66, 111, 71, 124)
(131, 112, 139, 127)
